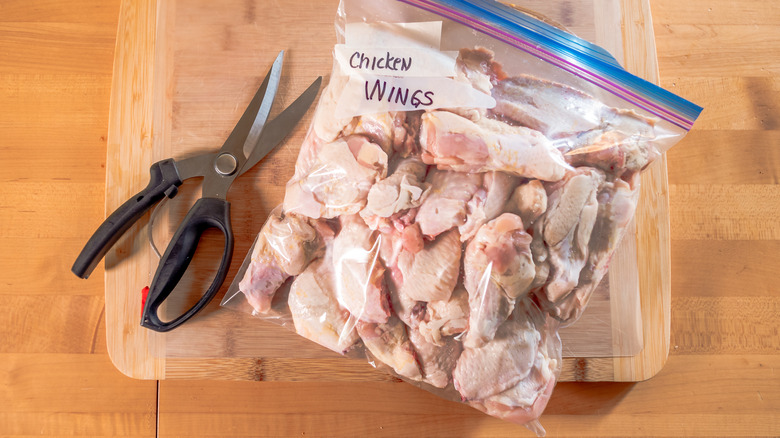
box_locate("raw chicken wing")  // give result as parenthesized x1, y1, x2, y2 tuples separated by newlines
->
(283, 135, 388, 219)
(505, 179, 548, 228)
(454, 300, 543, 399)
(409, 327, 462, 388)
(491, 75, 656, 148)
(343, 111, 418, 157)
(311, 69, 354, 143)
(466, 310, 560, 431)
(392, 228, 462, 303)
(463, 214, 535, 348)
(541, 168, 605, 303)
(377, 224, 426, 328)
(528, 220, 552, 292)
(446, 47, 507, 121)
(357, 317, 422, 382)
(460, 171, 520, 241)
(455, 47, 506, 95)
(361, 156, 430, 222)
(418, 285, 469, 346)
(565, 130, 659, 177)
(419, 110, 569, 181)
(288, 256, 360, 355)
(239, 211, 326, 314)
(491, 75, 607, 140)
(415, 169, 482, 238)
(552, 173, 639, 323)
(454, 300, 560, 431)
(390, 281, 426, 329)
(332, 215, 390, 324)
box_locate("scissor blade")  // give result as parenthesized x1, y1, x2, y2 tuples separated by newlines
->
(218, 51, 284, 159)
(242, 51, 284, 159)
(239, 76, 322, 177)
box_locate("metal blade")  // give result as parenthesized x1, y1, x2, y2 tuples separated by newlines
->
(174, 153, 214, 180)
(238, 76, 322, 177)
(218, 51, 284, 159)
(241, 51, 284, 159)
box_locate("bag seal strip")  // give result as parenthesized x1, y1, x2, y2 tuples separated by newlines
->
(398, 0, 703, 130)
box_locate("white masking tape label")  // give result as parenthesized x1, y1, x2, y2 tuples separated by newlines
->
(335, 45, 458, 78)
(335, 21, 495, 118)
(345, 21, 443, 49)
(335, 74, 497, 118)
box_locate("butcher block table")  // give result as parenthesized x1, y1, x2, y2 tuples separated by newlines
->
(1, 0, 778, 436)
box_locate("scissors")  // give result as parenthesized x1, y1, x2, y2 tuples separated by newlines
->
(71, 51, 321, 332)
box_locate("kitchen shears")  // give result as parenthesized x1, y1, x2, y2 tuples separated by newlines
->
(71, 51, 321, 332)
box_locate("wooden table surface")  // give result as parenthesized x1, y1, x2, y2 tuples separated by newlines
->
(1, 1, 777, 436)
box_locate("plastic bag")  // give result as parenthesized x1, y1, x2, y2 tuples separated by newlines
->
(222, 0, 701, 434)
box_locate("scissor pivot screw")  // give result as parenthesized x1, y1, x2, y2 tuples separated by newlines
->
(215, 153, 238, 176)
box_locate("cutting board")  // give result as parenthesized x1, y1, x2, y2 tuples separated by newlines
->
(104, 0, 670, 382)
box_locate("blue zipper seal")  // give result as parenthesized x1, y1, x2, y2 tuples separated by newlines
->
(398, 0, 703, 130)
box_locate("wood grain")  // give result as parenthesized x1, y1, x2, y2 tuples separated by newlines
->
(0, 23, 118, 75)
(103, 0, 167, 380)
(0, 295, 105, 353)
(667, 130, 780, 185)
(670, 184, 780, 240)
(157, 354, 780, 436)
(0, 181, 105, 238)
(0, 237, 105, 296)
(652, 0, 780, 25)
(654, 24, 780, 77)
(154, 0, 780, 434)
(0, 354, 156, 436)
(656, 77, 780, 131)
(0, 0, 120, 23)
(2, 0, 779, 436)
(670, 297, 780, 354)
(0, 0, 157, 436)
(671, 240, 780, 298)
(610, 0, 671, 382)
(105, 0, 663, 383)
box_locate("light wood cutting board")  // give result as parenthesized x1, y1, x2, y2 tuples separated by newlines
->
(104, 0, 670, 382)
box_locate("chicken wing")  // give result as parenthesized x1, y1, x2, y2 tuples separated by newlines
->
(342, 111, 419, 157)
(283, 135, 388, 219)
(239, 211, 328, 314)
(408, 326, 462, 389)
(541, 167, 605, 303)
(361, 156, 430, 223)
(463, 214, 535, 348)
(460, 171, 520, 241)
(454, 300, 543, 400)
(288, 256, 360, 355)
(418, 285, 469, 346)
(491, 74, 655, 146)
(332, 214, 390, 324)
(357, 317, 423, 382)
(505, 179, 548, 229)
(467, 322, 560, 431)
(552, 173, 639, 323)
(419, 110, 569, 181)
(454, 299, 560, 430)
(445, 47, 507, 121)
(393, 228, 462, 303)
(415, 168, 482, 238)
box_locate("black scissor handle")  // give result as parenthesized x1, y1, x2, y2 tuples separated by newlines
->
(141, 197, 234, 332)
(72, 159, 183, 279)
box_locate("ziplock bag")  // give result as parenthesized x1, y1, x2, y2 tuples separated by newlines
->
(222, 0, 702, 434)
